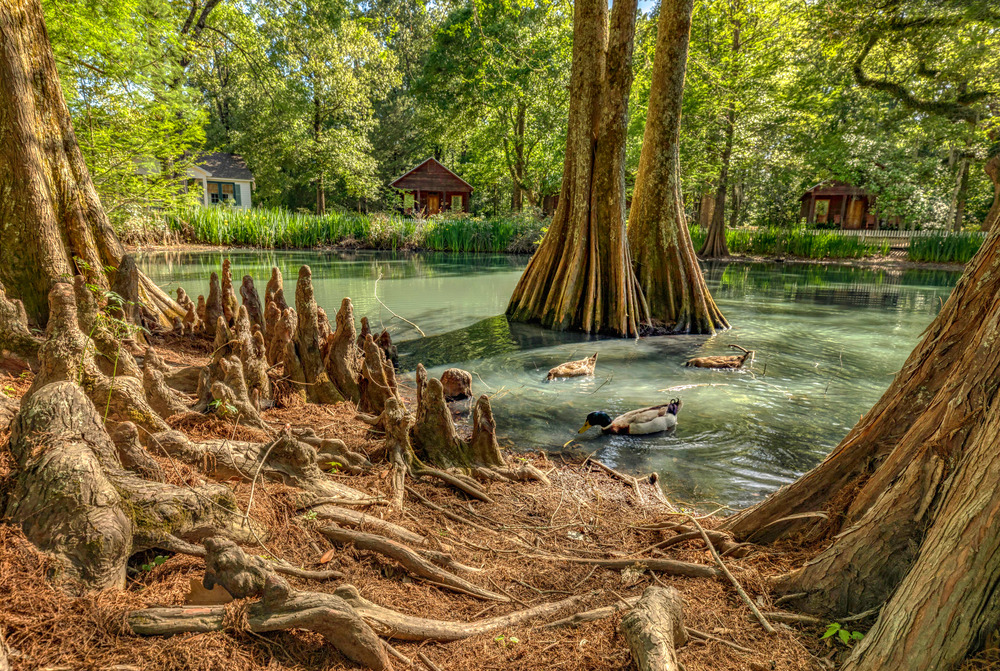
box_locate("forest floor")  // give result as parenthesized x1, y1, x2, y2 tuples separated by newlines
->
(0, 337, 842, 671)
(125, 242, 966, 273)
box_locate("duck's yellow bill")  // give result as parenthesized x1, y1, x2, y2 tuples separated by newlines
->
(577, 422, 591, 434)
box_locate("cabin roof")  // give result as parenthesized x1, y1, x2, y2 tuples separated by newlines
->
(800, 179, 868, 199)
(389, 158, 473, 192)
(196, 152, 254, 181)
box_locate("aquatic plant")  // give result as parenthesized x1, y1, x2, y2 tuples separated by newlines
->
(688, 227, 889, 259)
(907, 231, 985, 264)
(167, 207, 545, 254)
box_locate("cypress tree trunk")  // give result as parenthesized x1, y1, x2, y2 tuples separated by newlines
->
(505, 0, 646, 337)
(0, 0, 183, 326)
(627, 0, 728, 335)
(726, 228, 1000, 669)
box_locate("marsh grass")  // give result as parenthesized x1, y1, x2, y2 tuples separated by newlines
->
(689, 227, 890, 259)
(907, 231, 985, 264)
(168, 207, 545, 253)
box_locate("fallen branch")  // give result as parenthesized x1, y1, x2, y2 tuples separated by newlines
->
(156, 535, 344, 581)
(535, 555, 719, 579)
(686, 627, 753, 654)
(374, 271, 425, 337)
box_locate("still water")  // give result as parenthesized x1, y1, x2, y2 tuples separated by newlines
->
(138, 250, 960, 508)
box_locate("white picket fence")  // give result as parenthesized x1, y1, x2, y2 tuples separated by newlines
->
(806, 229, 986, 247)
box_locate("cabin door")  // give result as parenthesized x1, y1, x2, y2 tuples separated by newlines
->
(846, 198, 864, 229)
(427, 193, 440, 214)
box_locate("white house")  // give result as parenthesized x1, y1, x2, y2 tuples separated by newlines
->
(186, 152, 255, 209)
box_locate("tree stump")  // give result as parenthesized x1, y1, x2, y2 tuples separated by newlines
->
(441, 368, 472, 401)
(620, 586, 687, 671)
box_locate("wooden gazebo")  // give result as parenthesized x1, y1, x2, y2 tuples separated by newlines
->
(390, 158, 473, 215)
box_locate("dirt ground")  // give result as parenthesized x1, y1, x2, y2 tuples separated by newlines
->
(0, 334, 994, 671)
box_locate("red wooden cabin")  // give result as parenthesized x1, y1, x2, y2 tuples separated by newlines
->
(799, 180, 901, 229)
(390, 158, 473, 215)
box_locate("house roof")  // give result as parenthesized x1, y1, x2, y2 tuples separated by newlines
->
(389, 157, 473, 192)
(196, 152, 254, 181)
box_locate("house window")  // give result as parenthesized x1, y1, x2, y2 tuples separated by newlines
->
(207, 181, 240, 205)
(403, 193, 414, 211)
(451, 195, 462, 211)
(815, 199, 830, 217)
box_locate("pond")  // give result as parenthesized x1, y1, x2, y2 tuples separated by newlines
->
(138, 250, 961, 508)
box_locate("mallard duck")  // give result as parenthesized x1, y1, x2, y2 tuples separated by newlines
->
(684, 344, 754, 370)
(546, 353, 598, 381)
(578, 399, 682, 435)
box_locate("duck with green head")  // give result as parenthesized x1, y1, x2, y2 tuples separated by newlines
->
(578, 399, 682, 435)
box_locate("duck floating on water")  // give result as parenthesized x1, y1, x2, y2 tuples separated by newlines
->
(546, 353, 598, 381)
(578, 399, 682, 435)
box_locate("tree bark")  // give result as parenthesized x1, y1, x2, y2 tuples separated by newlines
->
(983, 141, 999, 232)
(0, 0, 183, 326)
(951, 154, 970, 232)
(626, 0, 728, 334)
(505, 0, 646, 337)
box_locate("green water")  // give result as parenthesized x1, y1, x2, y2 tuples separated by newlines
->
(138, 250, 960, 508)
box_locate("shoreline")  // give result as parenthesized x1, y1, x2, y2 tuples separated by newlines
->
(128, 240, 966, 273)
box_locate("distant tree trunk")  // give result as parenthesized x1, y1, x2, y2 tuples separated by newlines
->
(697, 187, 715, 230)
(698, 19, 740, 258)
(507, 102, 527, 212)
(699, 103, 736, 258)
(950, 154, 970, 232)
(627, 0, 728, 335)
(725, 227, 1000, 670)
(313, 95, 326, 215)
(728, 179, 741, 229)
(983, 138, 1000, 232)
(506, 0, 646, 336)
(0, 0, 182, 326)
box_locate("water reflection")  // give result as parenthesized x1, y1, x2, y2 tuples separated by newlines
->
(138, 251, 961, 508)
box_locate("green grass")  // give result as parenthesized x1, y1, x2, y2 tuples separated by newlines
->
(689, 227, 890, 259)
(907, 231, 986, 264)
(168, 207, 545, 253)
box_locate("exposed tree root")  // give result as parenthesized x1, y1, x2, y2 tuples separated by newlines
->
(620, 586, 688, 671)
(318, 525, 507, 601)
(0, 280, 39, 362)
(128, 537, 392, 670)
(5, 382, 249, 593)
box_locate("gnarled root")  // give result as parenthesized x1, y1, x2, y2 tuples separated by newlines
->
(110, 422, 166, 482)
(620, 586, 688, 671)
(150, 427, 370, 500)
(27, 283, 169, 435)
(0, 280, 40, 362)
(318, 526, 508, 601)
(128, 537, 392, 670)
(240, 275, 264, 332)
(4, 382, 248, 593)
(142, 347, 190, 419)
(73, 276, 142, 379)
